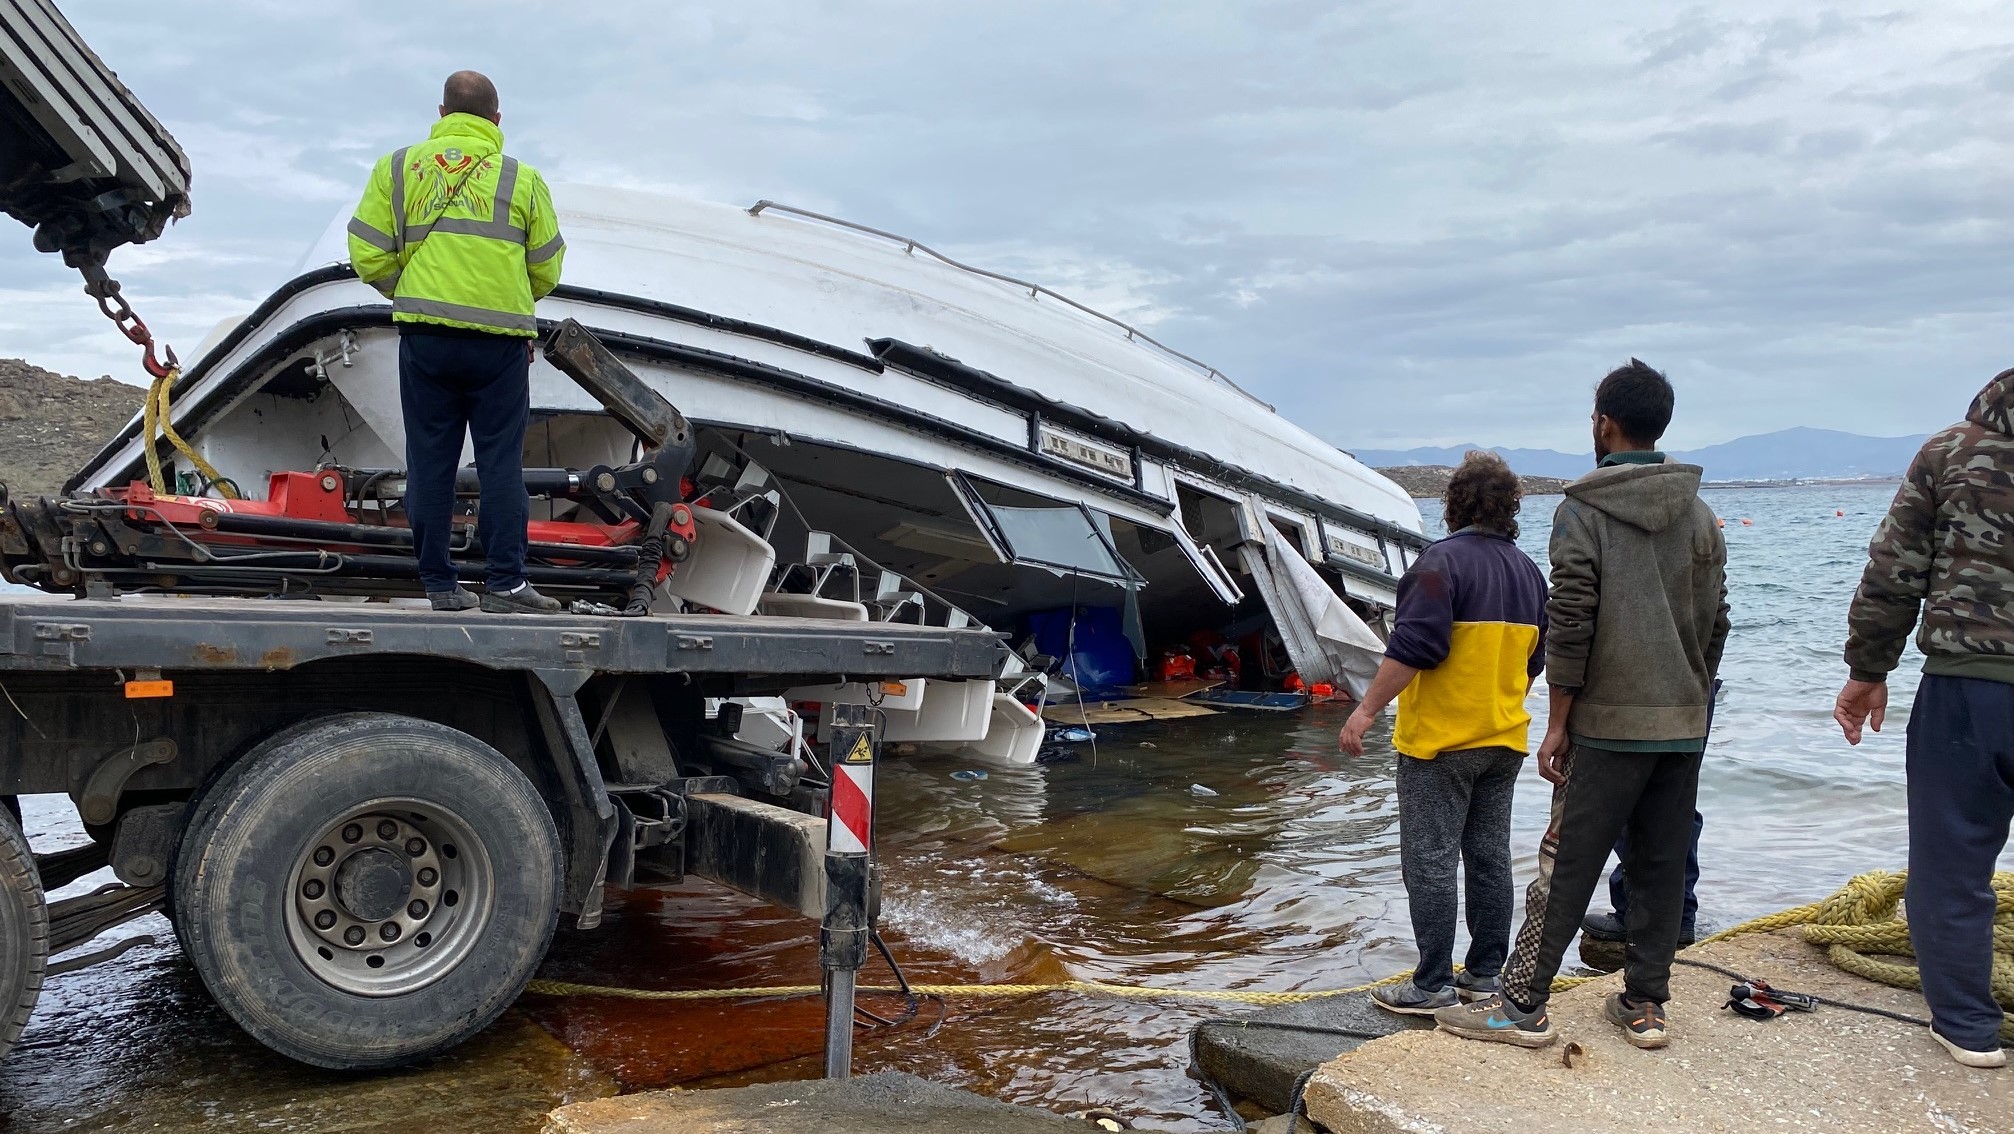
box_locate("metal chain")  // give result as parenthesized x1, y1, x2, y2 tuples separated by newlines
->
(88, 274, 178, 380)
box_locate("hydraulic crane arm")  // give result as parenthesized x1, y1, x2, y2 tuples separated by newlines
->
(0, 0, 189, 280)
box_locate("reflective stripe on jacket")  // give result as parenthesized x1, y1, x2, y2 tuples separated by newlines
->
(347, 113, 564, 337)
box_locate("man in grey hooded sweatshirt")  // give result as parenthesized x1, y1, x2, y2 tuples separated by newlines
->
(1437, 359, 1730, 1051)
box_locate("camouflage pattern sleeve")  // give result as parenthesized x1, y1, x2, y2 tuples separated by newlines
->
(1843, 444, 1939, 681)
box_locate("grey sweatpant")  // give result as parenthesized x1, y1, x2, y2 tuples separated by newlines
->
(1396, 746, 1525, 992)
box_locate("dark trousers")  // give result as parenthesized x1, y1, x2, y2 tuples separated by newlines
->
(1396, 747, 1523, 991)
(1608, 679, 1716, 926)
(1906, 674, 2013, 1050)
(1501, 745, 1703, 1007)
(398, 330, 531, 594)
(1609, 811, 1701, 928)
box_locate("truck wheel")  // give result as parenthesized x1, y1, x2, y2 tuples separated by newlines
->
(0, 806, 47, 1060)
(172, 713, 561, 1069)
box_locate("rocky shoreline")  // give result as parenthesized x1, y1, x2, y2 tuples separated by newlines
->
(1374, 464, 1570, 499)
(0, 359, 145, 497)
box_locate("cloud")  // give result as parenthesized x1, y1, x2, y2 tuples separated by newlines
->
(4, 0, 2013, 452)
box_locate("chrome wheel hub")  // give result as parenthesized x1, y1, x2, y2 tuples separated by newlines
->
(286, 800, 491, 996)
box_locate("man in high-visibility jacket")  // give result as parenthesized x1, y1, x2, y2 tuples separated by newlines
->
(347, 70, 566, 613)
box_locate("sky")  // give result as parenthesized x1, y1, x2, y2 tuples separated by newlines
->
(4, 1, 2013, 452)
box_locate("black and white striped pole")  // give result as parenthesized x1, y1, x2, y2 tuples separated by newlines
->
(822, 702, 876, 1078)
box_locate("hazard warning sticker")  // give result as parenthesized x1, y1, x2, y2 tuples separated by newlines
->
(842, 734, 874, 764)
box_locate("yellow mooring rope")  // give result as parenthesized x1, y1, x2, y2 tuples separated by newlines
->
(524, 871, 2014, 1040)
(141, 368, 238, 498)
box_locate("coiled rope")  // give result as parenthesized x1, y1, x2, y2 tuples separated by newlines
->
(524, 870, 2014, 1040)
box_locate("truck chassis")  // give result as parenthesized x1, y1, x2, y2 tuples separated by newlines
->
(0, 592, 1004, 1067)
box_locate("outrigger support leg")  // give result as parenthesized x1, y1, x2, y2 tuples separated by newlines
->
(820, 703, 877, 1078)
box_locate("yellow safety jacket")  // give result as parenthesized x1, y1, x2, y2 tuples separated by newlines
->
(347, 113, 564, 337)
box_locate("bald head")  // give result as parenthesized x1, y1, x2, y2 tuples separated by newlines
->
(440, 71, 500, 123)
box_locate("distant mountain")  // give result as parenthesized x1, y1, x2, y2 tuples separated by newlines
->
(1353, 427, 1929, 483)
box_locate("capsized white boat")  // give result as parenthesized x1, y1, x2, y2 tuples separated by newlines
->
(71, 190, 1427, 763)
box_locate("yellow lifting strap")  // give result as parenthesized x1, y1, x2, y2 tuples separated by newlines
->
(141, 367, 238, 499)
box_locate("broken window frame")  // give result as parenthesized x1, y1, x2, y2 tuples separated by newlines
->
(948, 472, 1141, 584)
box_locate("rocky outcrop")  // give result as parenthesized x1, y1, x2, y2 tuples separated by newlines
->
(0, 359, 145, 497)
(1376, 465, 1569, 499)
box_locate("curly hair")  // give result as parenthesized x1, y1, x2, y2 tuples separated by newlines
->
(1443, 450, 1521, 538)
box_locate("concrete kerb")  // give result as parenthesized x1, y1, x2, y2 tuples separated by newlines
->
(1191, 991, 1432, 1117)
(543, 1071, 1094, 1134)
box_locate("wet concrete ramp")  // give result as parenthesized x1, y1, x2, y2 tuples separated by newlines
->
(544, 1071, 1090, 1133)
(1191, 991, 1429, 1116)
(1304, 930, 2014, 1134)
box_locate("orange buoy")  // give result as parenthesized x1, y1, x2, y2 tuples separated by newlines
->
(1836, 510, 1844, 517)
(1716, 517, 1725, 528)
(1740, 518, 1753, 526)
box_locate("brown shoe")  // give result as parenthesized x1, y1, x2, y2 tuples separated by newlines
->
(1605, 992, 1669, 1049)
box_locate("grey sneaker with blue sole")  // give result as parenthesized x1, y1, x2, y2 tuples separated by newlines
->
(1434, 992, 1557, 1047)
(1371, 981, 1457, 1016)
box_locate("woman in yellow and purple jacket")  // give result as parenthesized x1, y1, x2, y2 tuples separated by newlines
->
(1339, 451, 1547, 1015)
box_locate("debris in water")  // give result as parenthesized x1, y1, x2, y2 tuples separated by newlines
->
(1048, 725, 1097, 743)
(950, 769, 989, 782)
(1139, 741, 1157, 748)
(1189, 783, 1219, 797)
(1035, 747, 1080, 765)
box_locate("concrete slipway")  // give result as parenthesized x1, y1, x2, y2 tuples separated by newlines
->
(1305, 930, 2009, 1134)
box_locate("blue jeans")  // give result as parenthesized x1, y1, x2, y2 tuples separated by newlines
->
(398, 329, 531, 593)
(1906, 674, 2013, 1051)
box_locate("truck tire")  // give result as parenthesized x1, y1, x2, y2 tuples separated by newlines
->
(0, 806, 47, 1061)
(172, 713, 562, 1069)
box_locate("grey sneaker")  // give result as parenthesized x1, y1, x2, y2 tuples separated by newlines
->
(1370, 981, 1457, 1016)
(480, 583, 563, 614)
(1455, 971, 1500, 1002)
(1434, 992, 1557, 1047)
(1605, 991, 1669, 1049)
(428, 587, 479, 611)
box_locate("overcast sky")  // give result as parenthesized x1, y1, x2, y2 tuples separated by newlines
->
(4, 1, 2012, 451)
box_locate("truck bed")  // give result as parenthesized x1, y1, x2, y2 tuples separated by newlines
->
(0, 592, 1006, 680)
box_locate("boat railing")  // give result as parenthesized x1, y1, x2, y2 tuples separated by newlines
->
(746, 199, 1275, 412)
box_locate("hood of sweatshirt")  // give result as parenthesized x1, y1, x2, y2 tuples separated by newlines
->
(1563, 460, 1705, 534)
(1966, 368, 2014, 438)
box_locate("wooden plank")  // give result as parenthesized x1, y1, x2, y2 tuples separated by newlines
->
(1040, 697, 1219, 725)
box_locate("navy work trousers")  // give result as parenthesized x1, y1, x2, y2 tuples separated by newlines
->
(1609, 811, 1701, 928)
(398, 329, 532, 594)
(1906, 673, 2013, 1051)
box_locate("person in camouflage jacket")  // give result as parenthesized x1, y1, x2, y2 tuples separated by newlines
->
(1835, 368, 2014, 1067)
